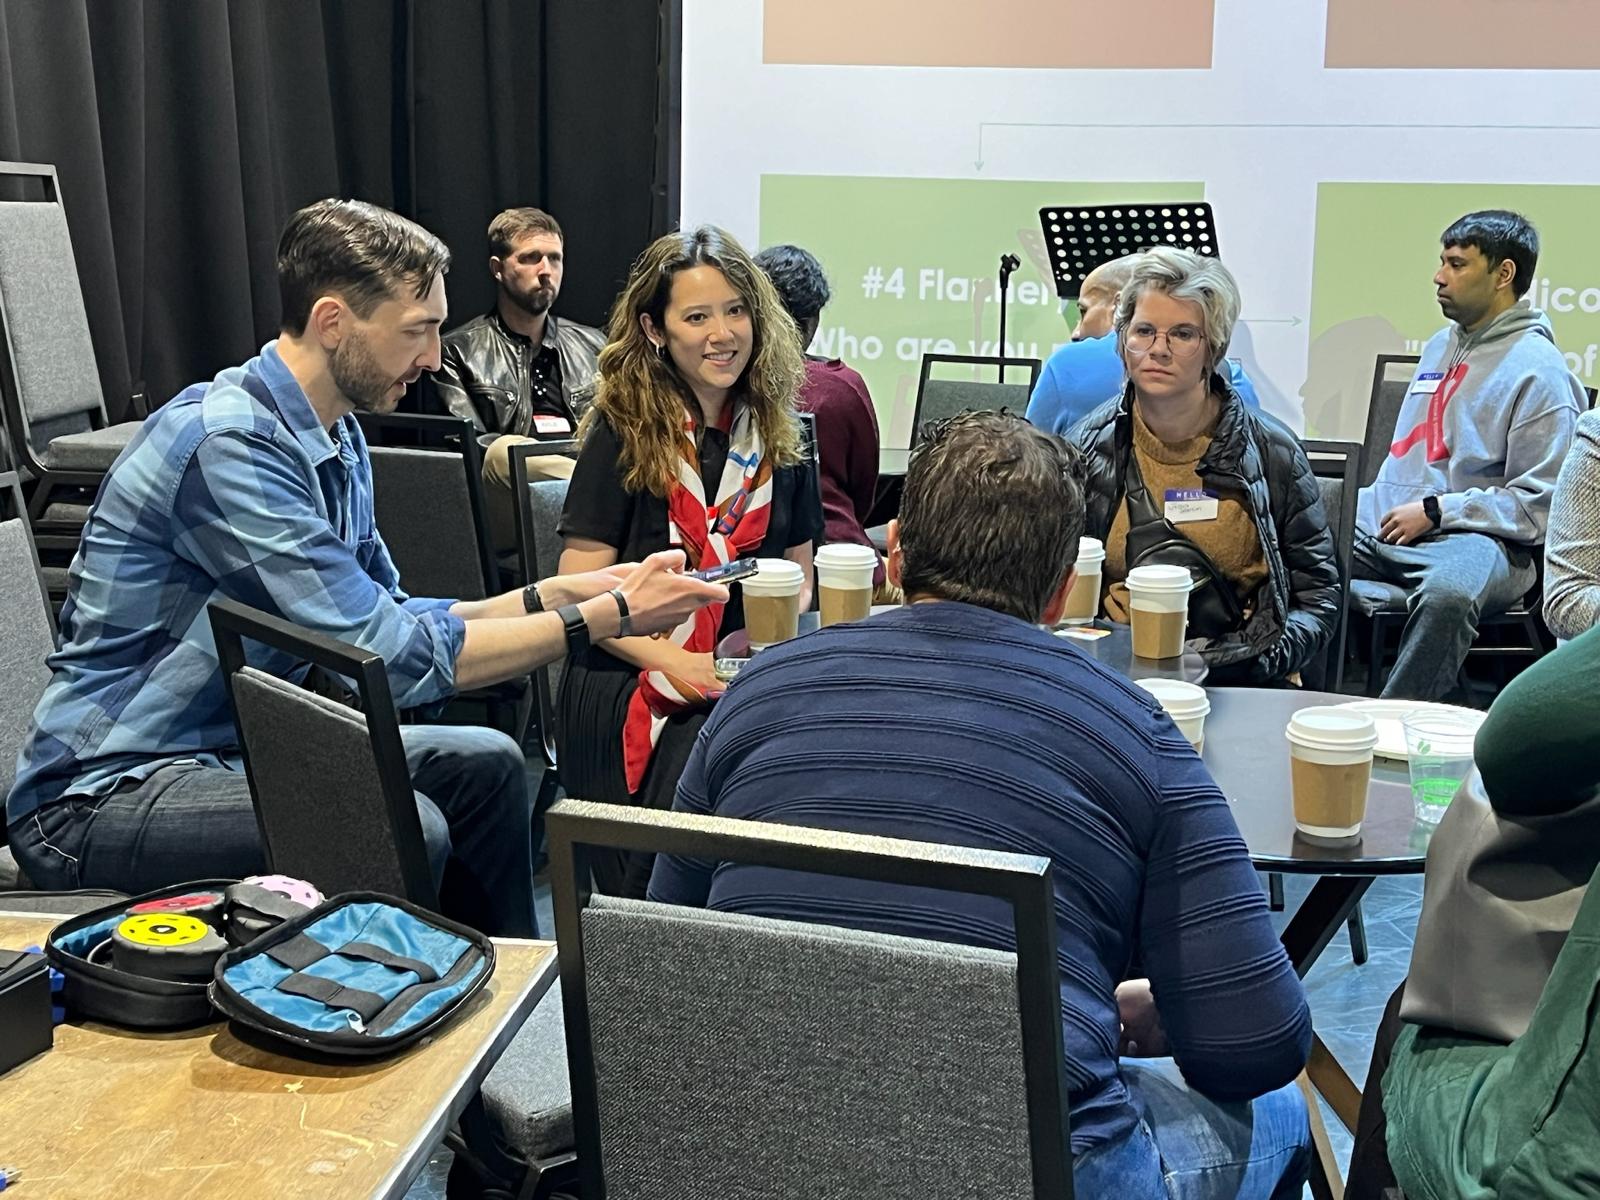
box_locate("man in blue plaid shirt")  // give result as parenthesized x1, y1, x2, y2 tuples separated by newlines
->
(6, 199, 725, 936)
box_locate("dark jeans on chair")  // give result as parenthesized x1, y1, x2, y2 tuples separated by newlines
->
(9, 725, 537, 936)
(1353, 530, 1534, 701)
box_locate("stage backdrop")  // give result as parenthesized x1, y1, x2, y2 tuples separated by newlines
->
(684, 0, 1600, 441)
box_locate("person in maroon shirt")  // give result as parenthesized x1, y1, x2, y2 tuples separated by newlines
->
(755, 244, 897, 599)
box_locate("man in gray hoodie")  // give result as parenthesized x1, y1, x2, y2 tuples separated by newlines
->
(1355, 210, 1583, 701)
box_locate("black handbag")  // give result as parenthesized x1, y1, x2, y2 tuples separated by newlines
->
(1122, 449, 1245, 640)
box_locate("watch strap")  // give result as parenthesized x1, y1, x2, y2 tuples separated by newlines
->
(557, 603, 590, 658)
(609, 587, 632, 638)
(523, 581, 544, 614)
(1423, 495, 1442, 528)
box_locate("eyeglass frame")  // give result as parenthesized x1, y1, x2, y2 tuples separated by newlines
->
(1122, 321, 1210, 361)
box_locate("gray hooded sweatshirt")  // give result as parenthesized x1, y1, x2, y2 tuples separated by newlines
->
(1357, 301, 1583, 546)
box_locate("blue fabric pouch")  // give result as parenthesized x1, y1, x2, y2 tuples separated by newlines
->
(209, 892, 495, 1058)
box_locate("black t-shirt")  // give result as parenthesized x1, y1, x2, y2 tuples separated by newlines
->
(560, 413, 823, 635)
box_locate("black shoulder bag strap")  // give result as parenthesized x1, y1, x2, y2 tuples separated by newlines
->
(1121, 446, 1245, 639)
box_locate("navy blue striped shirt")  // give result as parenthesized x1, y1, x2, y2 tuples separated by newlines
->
(649, 601, 1311, 1152)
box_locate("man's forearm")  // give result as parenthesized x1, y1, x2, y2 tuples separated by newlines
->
(452, 592, 621, 691)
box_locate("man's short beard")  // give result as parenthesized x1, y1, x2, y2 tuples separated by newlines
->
(504, 283, 555, 318)
(330, 330, 397, 413)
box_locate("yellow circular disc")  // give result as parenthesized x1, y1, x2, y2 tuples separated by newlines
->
(117, 913, 212, 947)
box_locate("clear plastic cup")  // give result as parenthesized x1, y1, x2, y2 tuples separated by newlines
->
(1402, 711, 1478, 825)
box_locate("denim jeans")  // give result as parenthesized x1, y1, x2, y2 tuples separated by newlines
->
(10, 725, 538, 937)
(1072, 1058, 1311, 1199)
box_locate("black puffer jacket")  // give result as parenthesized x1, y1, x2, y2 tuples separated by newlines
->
(1072, 378, 1340, 684)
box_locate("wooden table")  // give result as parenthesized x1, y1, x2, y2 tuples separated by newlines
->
(1200, 689, 1433, 1144)
(0, 911, 557, 1199)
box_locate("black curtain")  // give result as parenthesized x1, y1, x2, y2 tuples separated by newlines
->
(0, 0, 673, 421)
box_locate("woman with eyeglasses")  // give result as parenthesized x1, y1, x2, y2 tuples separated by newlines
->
(1070, 247, 1339, 684)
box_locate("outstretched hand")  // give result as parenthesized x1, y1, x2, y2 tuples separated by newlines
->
(617, 550, 729, 637)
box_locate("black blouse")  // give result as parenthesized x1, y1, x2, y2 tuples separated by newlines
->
(558, 413, 823, 634)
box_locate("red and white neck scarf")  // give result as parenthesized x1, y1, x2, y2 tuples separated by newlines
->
(620, 402, 772, 792)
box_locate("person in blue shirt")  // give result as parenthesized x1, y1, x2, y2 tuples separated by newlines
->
(649, 410, 1312, 1197)
(1026, 254, 1261, 439)
(6, 199, 726, 936)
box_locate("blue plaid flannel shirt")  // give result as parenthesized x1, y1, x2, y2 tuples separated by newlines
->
(6, 342, 466, 827)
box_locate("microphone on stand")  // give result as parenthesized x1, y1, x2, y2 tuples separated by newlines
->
(997, 253, 1022, 382)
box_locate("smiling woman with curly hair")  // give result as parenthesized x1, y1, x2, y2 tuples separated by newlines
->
(555, 226, 822, 889)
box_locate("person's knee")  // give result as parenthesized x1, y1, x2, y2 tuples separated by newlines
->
(414, 794, 452, 885)
(1412, 573, 1481, 623)
(481, 435, 531, 489)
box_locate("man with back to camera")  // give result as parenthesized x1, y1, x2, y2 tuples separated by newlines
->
(1026, 252, 1261, 438)
(421, 206, 605, 550)
(6, 198, 726, 937)
(1354, 210, 1582, 701)
(649, 411, 1313, 1195)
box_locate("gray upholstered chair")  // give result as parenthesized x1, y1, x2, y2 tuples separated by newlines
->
(0, 163, 143, 562)
(545, 798, 1073, 1200)
(1300, 438, 1361, 693)
(912, 353, 1042, 444)
(207, 597, 438, 907)
(0, 470, 54, 892)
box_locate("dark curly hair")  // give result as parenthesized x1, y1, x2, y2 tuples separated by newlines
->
(753, 243, 832, 325)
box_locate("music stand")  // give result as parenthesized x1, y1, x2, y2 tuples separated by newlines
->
(1038, 203, 1220, 299)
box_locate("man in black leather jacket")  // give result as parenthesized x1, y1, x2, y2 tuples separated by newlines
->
(421, 207, 605, 549)
(1073, 380, 1340, 684)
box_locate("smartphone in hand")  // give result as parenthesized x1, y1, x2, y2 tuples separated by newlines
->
(690, 557, 759, 585)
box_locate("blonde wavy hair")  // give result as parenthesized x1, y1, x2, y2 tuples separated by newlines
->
(580, 226, 806, 497)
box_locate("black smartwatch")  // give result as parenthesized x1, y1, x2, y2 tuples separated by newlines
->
(522, 581, 544, 614)
(557, 603, 590, 657)
(1422, 495, 1442, 529)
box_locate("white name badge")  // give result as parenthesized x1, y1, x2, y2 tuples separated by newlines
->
(1411, 371, 1445, 395)
(1165, 488, 1219, 523)
(532, 413, 573, 436)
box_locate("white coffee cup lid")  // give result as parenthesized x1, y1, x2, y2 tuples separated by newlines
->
(1126, 564, 1193, 591)
(1286, 706, 1379, 751)
(1076, 537, 1105, 565)
(1134, 678, 1210, 716)
(742, 558, 805, 595)
(813, 542, 878, 568)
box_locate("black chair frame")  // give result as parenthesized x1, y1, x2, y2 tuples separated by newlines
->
(0, 161, 146, 544)
(547, 798, 1074, 1200)
(208, 596, 438, 909)
(1300, 439, 1361, 693)
(912, 353, 1043, 442)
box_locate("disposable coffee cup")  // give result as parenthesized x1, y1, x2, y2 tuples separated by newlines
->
(1061, 537, 1105, 626)
(814, 543, 877, 628)
(1126, 564, 1192, 659)
(1285, 707, 1379, 843)
(741, 558, 805, 650)
(1135, 678, 1210, 751)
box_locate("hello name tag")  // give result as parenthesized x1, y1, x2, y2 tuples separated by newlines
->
(1410, 371, 1445, 395)
(532, 413, 573, 436)
(1164, 488, 1219, 523)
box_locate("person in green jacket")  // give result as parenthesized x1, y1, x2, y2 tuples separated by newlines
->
(1381, 623, 1600, 1199)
